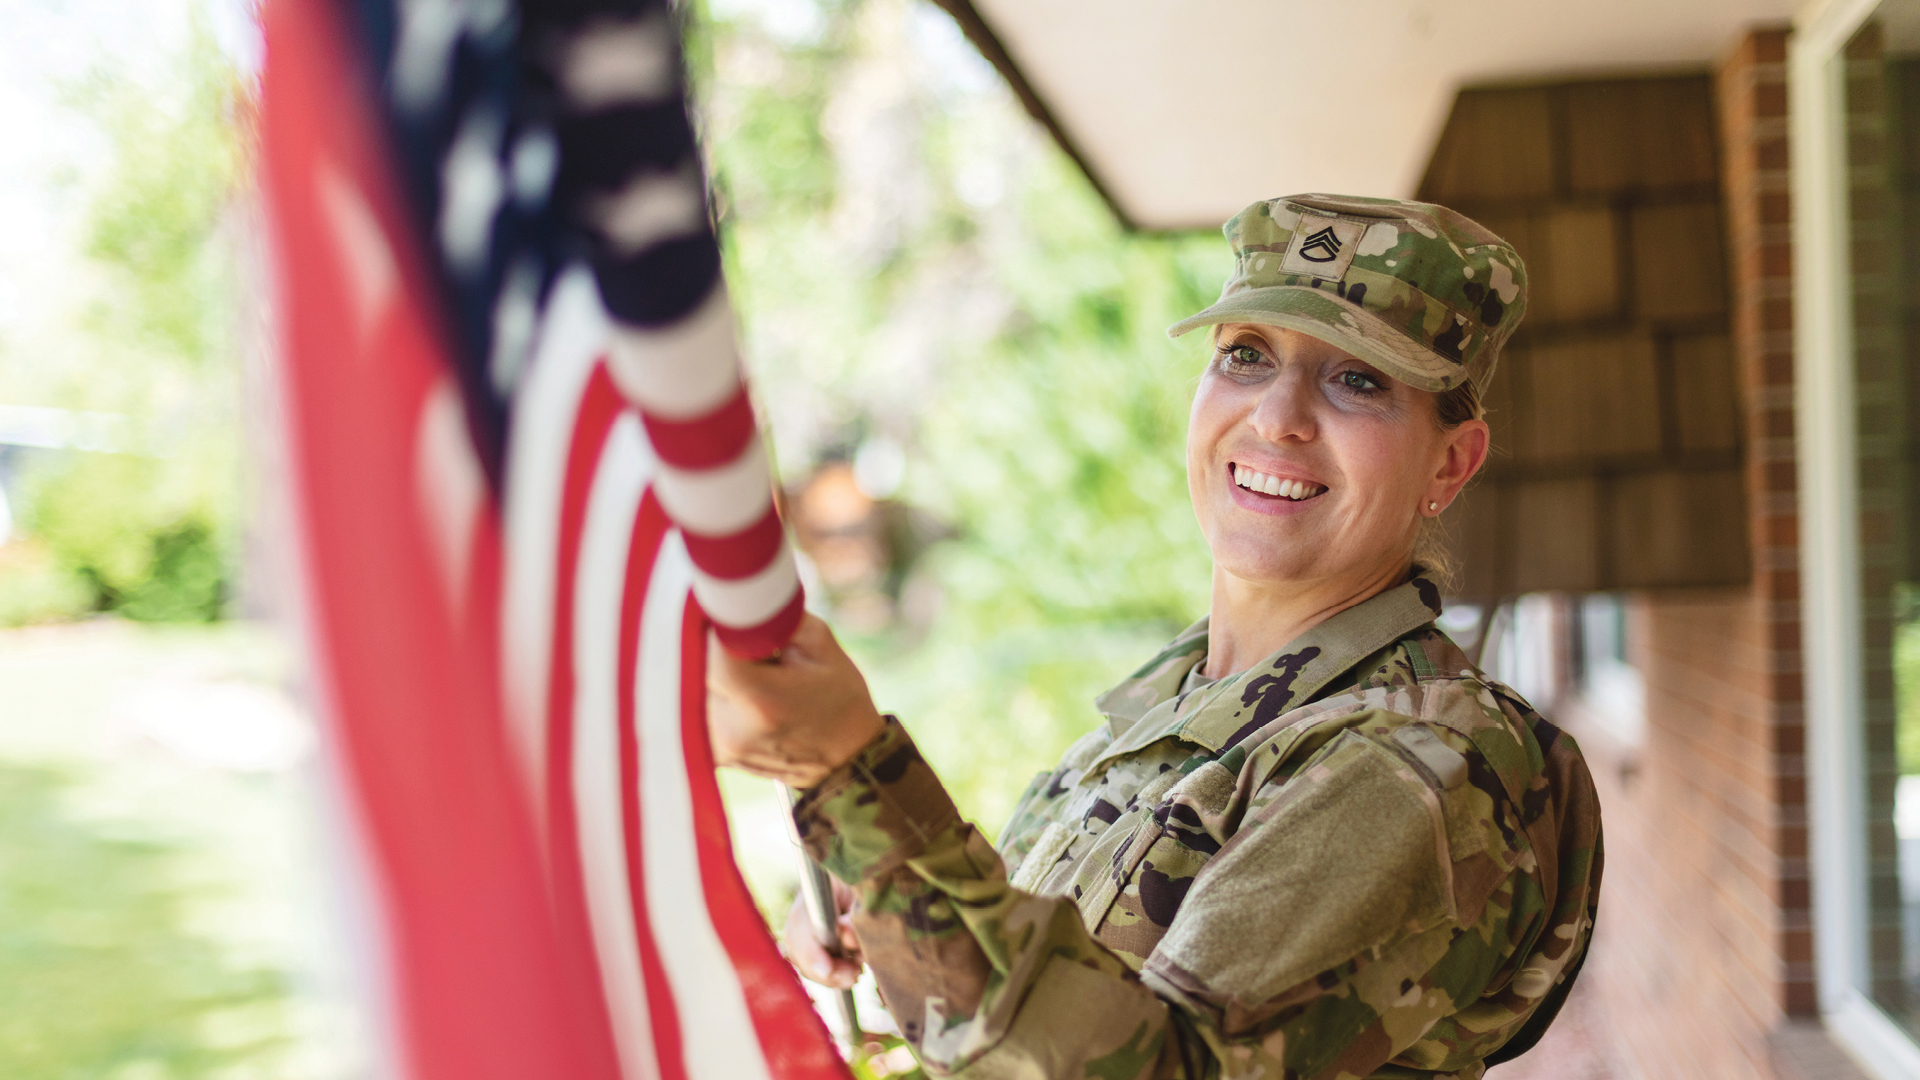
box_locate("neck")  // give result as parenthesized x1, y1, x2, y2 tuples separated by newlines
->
(1203, 559, 1411, 678)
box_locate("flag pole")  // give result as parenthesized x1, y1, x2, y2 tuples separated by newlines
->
(782, 783, 862, 1051)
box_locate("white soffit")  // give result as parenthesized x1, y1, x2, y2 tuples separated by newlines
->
(963, 0, 1799, 230)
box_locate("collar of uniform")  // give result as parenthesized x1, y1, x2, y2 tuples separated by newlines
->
(1090, 571, 1446, 762)
(1093, 615, 1211, 739)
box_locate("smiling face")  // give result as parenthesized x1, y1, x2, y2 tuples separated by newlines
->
(1187, 323, 1489, 595)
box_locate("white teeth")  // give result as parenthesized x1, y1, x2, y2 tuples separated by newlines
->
(1233, 465, 1323, 501)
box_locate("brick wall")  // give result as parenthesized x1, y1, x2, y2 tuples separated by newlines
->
(1566, 28, 1816, 1080)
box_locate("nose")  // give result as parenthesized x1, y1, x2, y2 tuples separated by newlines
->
(1247, 366, 1317, 444)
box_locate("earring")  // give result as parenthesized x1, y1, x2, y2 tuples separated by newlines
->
(1428, 501, 1438, 512)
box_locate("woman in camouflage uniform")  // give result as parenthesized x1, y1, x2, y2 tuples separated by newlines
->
(708, 194, 1603, 1080)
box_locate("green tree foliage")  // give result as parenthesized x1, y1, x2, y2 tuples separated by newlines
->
(1896, 599, 1920, 774)
(21, 454, 227, 622)
(0, 765, 289, 1078)
(2, 18, 246, 625)
(77, 27, 248, 370)
(700, 0, 1224, 827)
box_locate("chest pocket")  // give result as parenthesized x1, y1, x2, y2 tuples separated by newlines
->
(1086, 760, 1241, 968)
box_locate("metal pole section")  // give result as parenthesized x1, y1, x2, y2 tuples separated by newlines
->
(781, 783, 860, 1049)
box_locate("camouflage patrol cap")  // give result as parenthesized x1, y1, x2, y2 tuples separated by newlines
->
(1169, 193, 1528, 393)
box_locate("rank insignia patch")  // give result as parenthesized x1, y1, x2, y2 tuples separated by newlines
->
(1280, 211, 1364, 281)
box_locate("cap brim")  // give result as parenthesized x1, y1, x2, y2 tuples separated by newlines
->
(1168, 285, 1470, 393)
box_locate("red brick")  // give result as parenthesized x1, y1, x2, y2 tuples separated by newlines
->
(1760, 577, 1799, 608)
(1757, 134, 1789, 170)
(1763, 405, 1795, 439)
(1761, 297, 1793, 332)
(1753, 32, 1789, 63)
(1777, 775, 1806, 805)
(1760, 240, 1792, 277)
(1785, 981, 1818, 1016)
(1775, 723, 1805, 754)
(1757, 83, 1789, 118)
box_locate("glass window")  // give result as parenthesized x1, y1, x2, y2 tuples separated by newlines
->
(1841, 7, 1920, 1034)
(1573, 593, 1646, 747)
(1453, 594, 1596, 726)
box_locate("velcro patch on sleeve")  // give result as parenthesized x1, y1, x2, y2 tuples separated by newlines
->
(1144, 731, 1450, 1021)
(1280, 212, 1365, 282)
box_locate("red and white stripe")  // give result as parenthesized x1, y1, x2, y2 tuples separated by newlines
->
(605, 286, 804, 660)
(265, 0, 847, 1075)
(502, 269, 846, 1080)
(263, 5, 624, 1078)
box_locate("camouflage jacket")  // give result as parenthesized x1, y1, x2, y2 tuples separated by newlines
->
(794, 575, 1603, 1080)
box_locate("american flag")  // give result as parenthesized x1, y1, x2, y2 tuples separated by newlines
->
(257, 0, 844, 1077)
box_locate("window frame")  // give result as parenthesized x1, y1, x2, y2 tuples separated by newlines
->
(1793, 0, 1920, 1072)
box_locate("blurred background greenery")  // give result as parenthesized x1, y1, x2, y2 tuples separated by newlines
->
(697, 0, 1221, 834)
(0, 8, 244, 629)
(0, 0, 1226, 1074)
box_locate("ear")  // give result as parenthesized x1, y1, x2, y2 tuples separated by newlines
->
(1423, 417, 1489, 517)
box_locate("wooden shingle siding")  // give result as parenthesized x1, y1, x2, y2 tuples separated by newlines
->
(1671, 334, 1741, 453)
(1419, 88, 1557, 203)
(1513, 335, 1665, 462)
(1417, 74, 1749, 597)
(1608, 466, 1749, 585)
(1631, 201, 1730, 323)
(1511, 477, 1600, 593)
(1534, 206, 1622, 323)
(1565, 77, 1721, 196)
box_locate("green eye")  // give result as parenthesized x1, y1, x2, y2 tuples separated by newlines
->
(1341, 370, 1382, 391)
(1220, 344, 1263, 366)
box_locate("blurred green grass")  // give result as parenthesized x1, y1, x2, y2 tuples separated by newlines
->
(0, 762, 289, 1078)
(0, 620, 360, 1079)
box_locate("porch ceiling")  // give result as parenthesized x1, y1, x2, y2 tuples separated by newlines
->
(934, 0, 1798, 231)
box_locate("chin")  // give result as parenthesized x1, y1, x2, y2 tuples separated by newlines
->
(1212, 542, 1320, 586)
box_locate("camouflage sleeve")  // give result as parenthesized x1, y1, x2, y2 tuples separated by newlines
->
(794, 714, 1568, 1080)
(1143, 719, 1507, 1078)
(794, 716, 1184, 1079)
